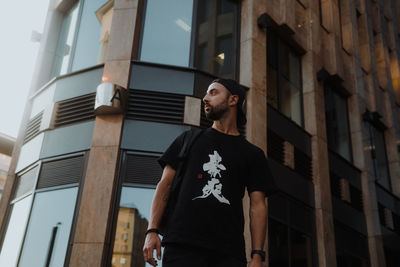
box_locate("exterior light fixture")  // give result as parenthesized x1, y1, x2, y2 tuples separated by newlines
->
(95, 82, 127, 115)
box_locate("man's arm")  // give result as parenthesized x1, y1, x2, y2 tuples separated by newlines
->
(249, 191, 267, 267)
(143, 164, 176, 267)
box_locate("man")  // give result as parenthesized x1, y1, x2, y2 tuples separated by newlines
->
(143, 78, 277, 267)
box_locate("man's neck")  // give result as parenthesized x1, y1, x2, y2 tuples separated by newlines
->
(212, 120, 240, 136)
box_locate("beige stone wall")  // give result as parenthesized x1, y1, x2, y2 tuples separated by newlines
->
(241, 0, 400, 266)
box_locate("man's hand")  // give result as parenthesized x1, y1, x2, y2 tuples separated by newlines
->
(143, 233, 162, 266)
(248, 254, 263, 267)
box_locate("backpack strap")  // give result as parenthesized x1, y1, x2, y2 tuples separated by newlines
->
(172, 128, 204, 191)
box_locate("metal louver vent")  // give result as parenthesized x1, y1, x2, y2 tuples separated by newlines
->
(14, 167, 38, 199)
(294, 148, 313, 181)
(350, 185, 363, 212)
(37, 156, 84, 189)
(23, 112, 43, 144)
(55, 93, 95, 127)
(125, 154, 162, 185)
(127, 90, 185, 124)
(267, 130, 284, 163)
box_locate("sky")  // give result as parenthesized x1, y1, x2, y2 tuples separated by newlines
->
(0, 0, 50, 139)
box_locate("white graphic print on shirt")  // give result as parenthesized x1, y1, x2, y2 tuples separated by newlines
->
(192, 150, 230, 205)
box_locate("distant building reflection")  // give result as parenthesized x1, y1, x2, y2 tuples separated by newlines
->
(112, 207, 148, 267)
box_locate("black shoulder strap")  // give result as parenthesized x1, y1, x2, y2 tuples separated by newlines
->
(171, 128, 204, 192)
(178, 128, 203, 159)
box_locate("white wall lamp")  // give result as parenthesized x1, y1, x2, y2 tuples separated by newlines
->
(94, 81, 127, 115)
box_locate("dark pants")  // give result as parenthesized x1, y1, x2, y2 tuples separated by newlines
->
(162, 243, 246, 267)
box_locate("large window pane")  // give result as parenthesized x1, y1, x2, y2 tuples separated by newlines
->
(324, 85, 352, 161)
(111, 187, 161, 267)
(290, 229, 313, 267)
(194, 0, 238, 78)
(373, 128, 391, 190)
(140, 0, 194, 67)
(18, 187, 78, 267)
(0, 195, 33, 266)
(269, 219, 289, 267)
(267, 30, 303, 126)
(52, 3, 80, 77)
(71, 0, 112, 71)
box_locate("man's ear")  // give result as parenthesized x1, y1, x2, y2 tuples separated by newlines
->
(229, 95, 239, 106)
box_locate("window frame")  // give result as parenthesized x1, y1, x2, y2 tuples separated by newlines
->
(323, 83, 354, 163)
(137, 0, 241, 80)
(266, 29, 305, 127)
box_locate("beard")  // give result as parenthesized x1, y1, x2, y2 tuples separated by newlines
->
(205, 101, 229, 121)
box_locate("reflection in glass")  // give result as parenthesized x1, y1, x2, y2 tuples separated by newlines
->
(18, 187, 78, 267)
(111, 187, 160, 267)
(324, 85, 352, 162)
(140, 0, 194, 67)
(267, 30, 303, 126)
(0, 195, 33, 266)
(52, 3, 80, 77)
(194, 0, 238, 78)
(71, 0, 112, 71)
(373, 128, 391, 190)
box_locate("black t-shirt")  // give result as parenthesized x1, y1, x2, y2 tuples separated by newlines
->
(158, 127, 277, 262)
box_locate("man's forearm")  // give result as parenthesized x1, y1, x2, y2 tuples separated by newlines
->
(148, 179, 172, 228)
(249, 195, 267, 250)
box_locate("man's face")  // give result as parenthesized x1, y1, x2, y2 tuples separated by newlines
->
(203, 82, 231, 121)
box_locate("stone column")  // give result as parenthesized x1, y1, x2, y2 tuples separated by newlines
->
(69, 0, 142, 266)
(239, 0, 268, 264)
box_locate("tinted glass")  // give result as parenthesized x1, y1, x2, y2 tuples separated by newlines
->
(194, 0, 238, 78)
(111, 187, 162, 267)
(0, 195, 33, 266)
(324, 85, 352, 161)
(140, 0, 194, 67)
(269, 219, 289, 267)
(373, 128, 391, 190)
(267, 30, 303, 126)
(290, 229, 313, 267)
(71, 0, 111, 71)
(18, 187, 78, 267)
(52, 3, 80, 77)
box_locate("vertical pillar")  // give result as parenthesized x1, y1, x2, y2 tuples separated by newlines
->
(239, 0, 268, 264)
(69, 0, 142, 266)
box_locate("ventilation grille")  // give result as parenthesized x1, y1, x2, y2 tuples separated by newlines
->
(14, 167, 38, 199)
(55, 93, 95, 127)
(267, 130, 284, 163)
(23, 112, 43, 144)
(350, 185, 363, 212)
(124, 154, 162, 185)
(294, 148, 312, 181)
(127, 90, 185, 124)
(37, 156, 84, 189)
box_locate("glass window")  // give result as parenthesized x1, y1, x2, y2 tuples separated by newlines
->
(52, 3, 80, 77)
(267, 31, 303, 126)
(268, 194, 315, 267)
(140, 0, 194, 67)
(71, 0, 112, 71)
(324, 85, 353, 162)
(18, 187, 78, 267)
(0, 195, 33, 266)
(372, 127, 391, 190)
(52, 0, 113, 77)
(111, 186, 162, 267)
(194, 0, 238, 78)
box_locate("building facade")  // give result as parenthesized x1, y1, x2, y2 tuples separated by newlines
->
(0, 133, 15, 198)
(0, 0, 399, 266)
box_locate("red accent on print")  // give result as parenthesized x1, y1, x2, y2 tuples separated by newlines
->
(197, 173, 203, 179)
